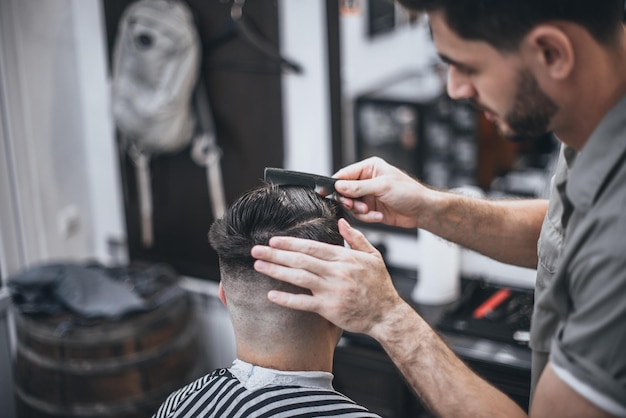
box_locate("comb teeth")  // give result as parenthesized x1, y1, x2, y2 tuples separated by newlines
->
(264, 168, 337, 194)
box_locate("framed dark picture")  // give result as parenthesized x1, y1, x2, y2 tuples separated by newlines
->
(367, 0, 395, 37)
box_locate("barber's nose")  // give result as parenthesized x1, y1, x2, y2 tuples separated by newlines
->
(446, 66, 475, 100)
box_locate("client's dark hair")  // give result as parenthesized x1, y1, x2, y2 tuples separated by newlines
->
(398, 0, 624, 51)
(209, 184, 346, 271)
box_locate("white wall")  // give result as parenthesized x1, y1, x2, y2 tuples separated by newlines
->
(72, 0, 127, 267)
(0, 0, 125, 278)
(279, 0, 333, 175)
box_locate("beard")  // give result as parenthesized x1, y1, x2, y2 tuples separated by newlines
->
(474, 69, 559, 143)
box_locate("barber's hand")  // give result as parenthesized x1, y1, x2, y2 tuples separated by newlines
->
(333, 157, 436, 229)
(251, 218, 405, 335)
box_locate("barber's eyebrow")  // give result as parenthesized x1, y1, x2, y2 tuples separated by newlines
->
(438, 53, 459, 67)
(438, 53, 475, 73)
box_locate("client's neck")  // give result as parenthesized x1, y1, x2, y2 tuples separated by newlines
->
(234, 329, 338, 373)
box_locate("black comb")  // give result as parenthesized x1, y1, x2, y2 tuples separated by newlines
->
(264, 167, 337, 194)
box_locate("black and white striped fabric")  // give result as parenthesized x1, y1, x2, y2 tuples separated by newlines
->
(152, 368, 381, 418)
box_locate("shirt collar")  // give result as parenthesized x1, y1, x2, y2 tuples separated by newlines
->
(229, 359, 335, 391)
(567, 95, 626, 211)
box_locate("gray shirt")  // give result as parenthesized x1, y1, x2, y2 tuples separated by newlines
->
(530, 95, 626, 415)
(530, 144, 576, 395)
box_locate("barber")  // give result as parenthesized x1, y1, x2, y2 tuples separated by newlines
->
(252, 1, 626, 417)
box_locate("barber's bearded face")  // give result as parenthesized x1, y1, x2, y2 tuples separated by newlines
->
(475, 69, 558, 142)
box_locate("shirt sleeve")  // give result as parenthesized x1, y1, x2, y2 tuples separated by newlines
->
(549, 217, 626, 416)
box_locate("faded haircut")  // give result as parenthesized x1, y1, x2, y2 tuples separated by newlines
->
(398, 0, 625, 51)
(208, 184, 347, 339)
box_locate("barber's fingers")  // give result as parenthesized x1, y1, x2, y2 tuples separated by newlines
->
(253, 257, 326, 291)
(338, 218, 379, 254)
(251, 222, 383, 290)
(336, 196, 377, 215)
(254, 220, 380, 260)
(258, 236, 344, 263)
(335, 178, 387, 200)
(267, 290, 320, 312)
(251, 240, 344, 294)
(343, 209, 385, 224)
(335, 196, 384, 224)
(333, 156, 388, 180)
(333, 158, 392, 199)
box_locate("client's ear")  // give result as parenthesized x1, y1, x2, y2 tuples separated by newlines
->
(218, 282, 227, 306)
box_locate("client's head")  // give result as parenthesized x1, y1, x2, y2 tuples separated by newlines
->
(209, 184, 347, 370)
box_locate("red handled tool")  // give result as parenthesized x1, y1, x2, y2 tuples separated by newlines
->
(473, 288, 512, 319)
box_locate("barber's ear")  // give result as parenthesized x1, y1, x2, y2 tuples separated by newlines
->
(218, 282, 227, 306)
(524, 25, 574, 80)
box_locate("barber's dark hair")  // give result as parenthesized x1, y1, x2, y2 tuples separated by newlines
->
(209, 184, 346, 272)
(398, 0, 624, 51)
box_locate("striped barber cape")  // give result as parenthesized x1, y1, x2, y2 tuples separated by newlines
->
(152, 368, 382, 418)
